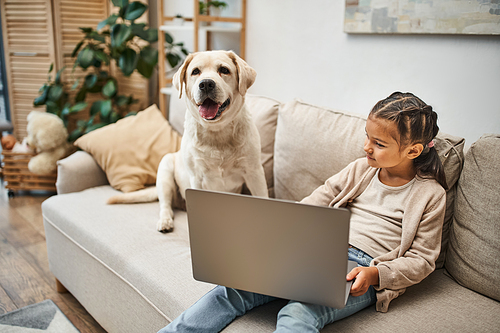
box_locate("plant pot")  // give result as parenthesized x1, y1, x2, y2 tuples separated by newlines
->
(210, 7, 222, 16)
(173, 17, 184, 25)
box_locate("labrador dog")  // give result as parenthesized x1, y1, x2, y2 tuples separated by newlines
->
(107, 51, 269, 232)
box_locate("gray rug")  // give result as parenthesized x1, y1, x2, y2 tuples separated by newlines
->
(0, 300, 80, 332)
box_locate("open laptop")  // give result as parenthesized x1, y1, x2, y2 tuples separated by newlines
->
(185, 189, 357, 309)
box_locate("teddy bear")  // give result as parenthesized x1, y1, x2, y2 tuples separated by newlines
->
(26, 111, 73, 175)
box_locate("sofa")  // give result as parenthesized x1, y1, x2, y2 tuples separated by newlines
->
(42, 94, 500, 332)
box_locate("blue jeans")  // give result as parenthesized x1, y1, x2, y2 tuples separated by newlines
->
(158, 247, 376, 333)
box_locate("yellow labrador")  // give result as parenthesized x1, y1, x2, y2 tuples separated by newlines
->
(107, 51, 268, 232)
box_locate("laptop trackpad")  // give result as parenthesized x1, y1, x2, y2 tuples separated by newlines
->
(344, 260, 358, 305)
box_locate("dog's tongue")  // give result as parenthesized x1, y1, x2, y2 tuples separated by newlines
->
(199, 99, 220, 119)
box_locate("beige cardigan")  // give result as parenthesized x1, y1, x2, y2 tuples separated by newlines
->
(300, 158, 446, 312)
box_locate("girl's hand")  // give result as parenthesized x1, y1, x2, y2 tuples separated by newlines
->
(346, 266, 379, 297)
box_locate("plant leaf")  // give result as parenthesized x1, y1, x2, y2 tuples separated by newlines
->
(140, 46, 158, 65)
(79, 27, 93, 34)
(48, 63, 54, 73)
(78, 47, 95, 69)
(114, 95, 130, 107)
(166, 53, 181, 68)
(102, 80, 117, 98)
(45, 101, 59, 115)
(34, 86, 49, 106)
(100, 99, 113, 118)
(136, 57, 154, 78)
(90, 101, 102, 116)
(55, 67, 66, 84)
(84, 74, 97, 89)
(112, 0, 129, 9)
(71, 41, 84, 58)
(68, 128, 84, 142)
(94, 49, 110, 65)
(164, 32, 173, 44)
(97, 14, 119, 31)
(85, 122, 107, 133)
(131, 23, 146, 35)
(118, 48, 138, 76)
(124, 2, 147, 21)
(69, 102, 88, 113)
(75, 87, 87, 102)
(111, 24, 132, 47)
(48, 85, 63, 101)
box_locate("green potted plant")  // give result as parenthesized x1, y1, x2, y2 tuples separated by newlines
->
(208, 1, 228, 16)
(164, 32, 189, 76)
(199, 1, 208, 15)
(173, 14, 184, 25)
(34, 0, 158, 142)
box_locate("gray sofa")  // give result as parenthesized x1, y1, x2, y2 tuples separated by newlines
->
(42, 95, 500, 332)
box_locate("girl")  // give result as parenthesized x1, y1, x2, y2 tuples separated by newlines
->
(158, 92, 447, 333)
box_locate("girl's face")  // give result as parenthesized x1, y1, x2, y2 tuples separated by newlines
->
(364, 116, 414, 171)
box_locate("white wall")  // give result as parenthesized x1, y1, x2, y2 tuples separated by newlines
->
(245, 0, 500, 146)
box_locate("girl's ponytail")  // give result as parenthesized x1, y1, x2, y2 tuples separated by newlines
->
(414, 142, 448, 190)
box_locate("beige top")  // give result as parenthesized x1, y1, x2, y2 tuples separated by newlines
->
(300, 158, 446, 312)
(349, 169, 416, 258)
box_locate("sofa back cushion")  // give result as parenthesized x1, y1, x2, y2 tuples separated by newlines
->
(245, 95, 280, 196)
(445, 134, 500, 301)
(274, 99, 464, 268)
(274, 99, 367, 201)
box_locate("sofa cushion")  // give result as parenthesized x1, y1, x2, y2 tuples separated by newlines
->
(274, 99, 367, 201)
(325, 269, 500, 332)
(274, 99, 464, 268)
(74, 105, 182, 193)
(245, 95, 280, 196)
(433, 131, 465, 268)
(42, 186, 215, 323)
(446, 134, 500, 301)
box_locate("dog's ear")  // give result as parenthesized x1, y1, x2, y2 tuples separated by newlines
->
(173, 53, 195, 99)
(228, 51, 256, 96)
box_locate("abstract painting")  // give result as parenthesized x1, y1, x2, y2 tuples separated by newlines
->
(344, 0, 500, 34)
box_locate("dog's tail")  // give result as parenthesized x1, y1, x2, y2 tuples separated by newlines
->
(107, 186, 158, 204)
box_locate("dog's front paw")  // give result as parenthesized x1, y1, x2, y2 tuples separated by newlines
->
(157, 217, 174, 233)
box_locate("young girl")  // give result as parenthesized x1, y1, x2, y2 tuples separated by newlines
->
(158, 92, 448, 333)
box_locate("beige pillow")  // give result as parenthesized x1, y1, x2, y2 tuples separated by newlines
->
(446, 134, 500, 301)
(245, 94, 280, 197)
(74, 104, 182, 192)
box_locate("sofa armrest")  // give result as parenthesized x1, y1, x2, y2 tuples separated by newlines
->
(56, 151, 109, 194)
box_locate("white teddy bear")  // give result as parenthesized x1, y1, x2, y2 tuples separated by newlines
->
(26, 111, 73, 175)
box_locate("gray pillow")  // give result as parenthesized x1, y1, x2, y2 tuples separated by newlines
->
(446, 134, 500, 301)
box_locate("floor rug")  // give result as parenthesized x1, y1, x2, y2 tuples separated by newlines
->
(0, 300, 80, 332)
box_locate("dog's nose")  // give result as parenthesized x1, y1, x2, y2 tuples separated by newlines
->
(199, 79, 216, 92)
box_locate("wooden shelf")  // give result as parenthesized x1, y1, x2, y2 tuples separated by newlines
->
(160, 24, 241, 33)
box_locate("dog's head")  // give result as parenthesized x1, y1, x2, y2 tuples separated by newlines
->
(173, 51, 256, 125)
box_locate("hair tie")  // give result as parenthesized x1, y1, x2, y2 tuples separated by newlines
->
(427, 140, 435, 148)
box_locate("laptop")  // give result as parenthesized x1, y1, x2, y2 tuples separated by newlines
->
(185, 189, 357, 309)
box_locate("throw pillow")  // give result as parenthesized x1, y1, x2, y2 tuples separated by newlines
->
(446, 134, 500, 301)
(74, 104, 182, 192)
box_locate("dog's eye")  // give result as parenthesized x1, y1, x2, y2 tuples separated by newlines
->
(191, 68, 201, 76)
(219, 67, 230, 75)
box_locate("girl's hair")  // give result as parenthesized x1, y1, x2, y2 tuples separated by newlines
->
(369, 92, 448, 190)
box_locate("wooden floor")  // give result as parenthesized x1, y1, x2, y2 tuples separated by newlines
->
(0, 182, 106, 332)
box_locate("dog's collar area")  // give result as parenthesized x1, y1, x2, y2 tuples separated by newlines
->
(199, 98, 230, 121)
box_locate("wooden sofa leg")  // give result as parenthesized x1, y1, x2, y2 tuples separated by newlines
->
(56, 278, 68, 293)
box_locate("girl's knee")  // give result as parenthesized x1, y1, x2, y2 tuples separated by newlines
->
(214, 286, 270, 316)
(277, 302, 321, 331)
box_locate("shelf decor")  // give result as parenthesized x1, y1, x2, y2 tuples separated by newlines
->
(344, 0, 500, 35)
